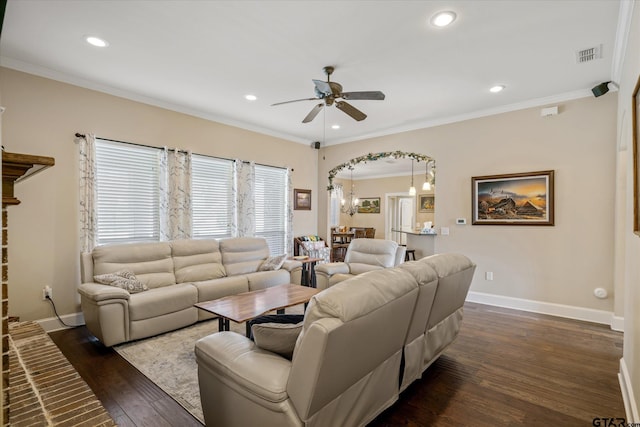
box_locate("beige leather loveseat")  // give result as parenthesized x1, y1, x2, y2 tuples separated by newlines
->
(315, 238, 406, 290)
(78, 237, 302, 346)
(195, 253, 475, 427)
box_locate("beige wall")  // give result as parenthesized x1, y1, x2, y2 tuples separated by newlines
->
(0, 68, 318, 322)
(616, 1, 640, 418)
(319, 95, 617, 312)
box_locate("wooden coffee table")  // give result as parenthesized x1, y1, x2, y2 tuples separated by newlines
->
(195, 283, 320, 337)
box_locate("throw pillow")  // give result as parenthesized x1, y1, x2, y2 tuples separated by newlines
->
(252, 322, 303, 359)
(94, 270, 148, 294)
(258, 254, 287, 271)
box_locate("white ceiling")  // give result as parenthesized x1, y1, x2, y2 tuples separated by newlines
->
(0, 0, 625, 178)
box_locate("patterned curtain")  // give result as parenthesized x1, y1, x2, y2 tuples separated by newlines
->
(78, 133, 97, 253)
(232, 159, 255, 237)
(285, 168, 293, 255)
(159, 147, 192, 240)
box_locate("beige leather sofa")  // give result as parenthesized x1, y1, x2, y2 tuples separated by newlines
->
(314, 238, 406, 290)
(195, 253, 475, 427)
(78, 237, 302, 346)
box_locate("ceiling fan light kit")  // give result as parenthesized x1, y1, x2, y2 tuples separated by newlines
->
(272, 66, 385, 123)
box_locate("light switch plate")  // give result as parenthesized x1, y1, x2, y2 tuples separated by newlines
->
(441, 227, 450, 235)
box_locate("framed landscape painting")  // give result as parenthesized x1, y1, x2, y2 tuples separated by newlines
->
(472, 170, 554, 225)
(357, 197, 380, 214)
(294, 189, 311, 210)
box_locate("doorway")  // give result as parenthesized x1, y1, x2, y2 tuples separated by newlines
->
(385, 193, 414, 245)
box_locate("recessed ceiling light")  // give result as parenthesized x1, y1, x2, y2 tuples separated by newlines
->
(331, 124, 340, 130)
(430, 11, 457, 27)
(489, 85, 505, 93)
(85, 36, 109, 47)
(245, 94, 257, 101)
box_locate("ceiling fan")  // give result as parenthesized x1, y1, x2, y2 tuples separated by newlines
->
(271, 66, 385, 123)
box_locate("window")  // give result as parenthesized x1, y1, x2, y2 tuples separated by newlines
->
(92, 139, 289, 250)
(329, 184, 343, 227)
(95, 139, 161, 245)
(255, 165, 288, 254)
(191, 155, 234, 239)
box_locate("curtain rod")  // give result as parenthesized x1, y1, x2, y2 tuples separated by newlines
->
(75, 133, 291, 171)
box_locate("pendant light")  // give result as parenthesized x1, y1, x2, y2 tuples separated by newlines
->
(422, 160, 432, 191)
(409, 159, 416, 196)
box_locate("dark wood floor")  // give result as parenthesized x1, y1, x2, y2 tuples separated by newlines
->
(49, 302, 625, 426)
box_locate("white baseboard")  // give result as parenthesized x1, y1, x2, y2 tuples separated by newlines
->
(36, 312, 85, 333)
(612, 316, 625, 332)
(466, 291, 622, 331)
(620, 358, 639, 422)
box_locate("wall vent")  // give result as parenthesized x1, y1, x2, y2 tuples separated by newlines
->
(576, 45, 602, 63)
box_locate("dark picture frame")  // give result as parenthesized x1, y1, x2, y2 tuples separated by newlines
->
(472, 170, 554, 226)
(418, 194, 435, 212)
(294, 189, 311, 210)
(633, 75, 640, 235)
(357, 197, 380, 214)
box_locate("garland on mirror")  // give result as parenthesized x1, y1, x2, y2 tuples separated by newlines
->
(327, 151, 434, 190)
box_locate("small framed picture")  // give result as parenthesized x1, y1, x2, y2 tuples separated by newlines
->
(294, 189, 311, 210)
(472, 170, 554, 225)
(357, 197, 380, 214)
(418, 194, 434, 212)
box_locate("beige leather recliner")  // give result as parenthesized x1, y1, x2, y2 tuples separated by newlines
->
(195, 253, 475, 427)
(314, 238, 406, 290)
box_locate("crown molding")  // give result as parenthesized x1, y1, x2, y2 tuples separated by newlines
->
(0, 56, 599, 148)
(0, 57, 308, 145)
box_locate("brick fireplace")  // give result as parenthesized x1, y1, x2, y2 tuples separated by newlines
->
(2, 151, 54, 425)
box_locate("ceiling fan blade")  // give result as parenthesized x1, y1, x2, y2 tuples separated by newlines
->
(335, 101, 367, 121)
(302, 103, 324, 123)
(341, 91, 386, 101)
(312, 79, 332, 96)
(271, 97, 318, 106)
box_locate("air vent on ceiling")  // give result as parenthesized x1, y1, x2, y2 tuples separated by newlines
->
(576, 45, 602, 63)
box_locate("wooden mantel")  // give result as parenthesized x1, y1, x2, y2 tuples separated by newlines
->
(2, 151, 55, 205)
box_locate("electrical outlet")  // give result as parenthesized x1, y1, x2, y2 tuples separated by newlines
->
(42, 286, 52, 300)
(485, 272, 494, 281)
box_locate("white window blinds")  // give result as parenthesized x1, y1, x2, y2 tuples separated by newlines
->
(255, 165, 287, 255)
(191, 155, 234, 239)
(95, 139, 161, 245)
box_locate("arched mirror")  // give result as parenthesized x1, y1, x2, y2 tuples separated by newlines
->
(327, 151, 435, 250)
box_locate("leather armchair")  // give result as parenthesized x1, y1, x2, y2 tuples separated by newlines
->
(315, 239, 405, 290)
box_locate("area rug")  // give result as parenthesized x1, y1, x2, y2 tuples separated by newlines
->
(114, 305, 304, 424)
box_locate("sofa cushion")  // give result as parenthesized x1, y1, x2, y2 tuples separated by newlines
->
(171, 239, 226, 283)
(191, 275, 249, 302)
(419, 254, 476, 329)
(247, 270, 291, 291)
(288, 266, 419, 418)
(348, 263, 384, 276)
(252, 321, 303, 360)
(344, 239, 399, 268)
(220, 237, 270, 276)
(93, 270, 148, 294)
(92, 242, 176, 289)
(259, 254, 287, 271)
(302, 267, 417, 329)
(129, 283, 198, 321)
